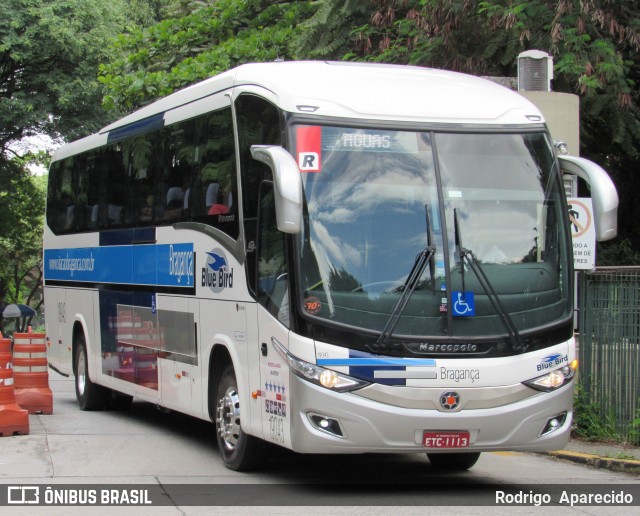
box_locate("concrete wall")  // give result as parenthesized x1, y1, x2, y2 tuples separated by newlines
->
(519, 91, 580, 156)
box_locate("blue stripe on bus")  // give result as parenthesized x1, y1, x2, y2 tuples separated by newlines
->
(43, 243, 194, 288)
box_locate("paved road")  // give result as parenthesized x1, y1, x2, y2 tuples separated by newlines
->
(1, 375, 638, 514)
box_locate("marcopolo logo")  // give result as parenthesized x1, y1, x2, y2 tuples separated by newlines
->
(537, 353, 568, 372)
(202, 248, 234, 293)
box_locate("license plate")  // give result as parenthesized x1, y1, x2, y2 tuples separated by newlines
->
(423, 431, 470, 448)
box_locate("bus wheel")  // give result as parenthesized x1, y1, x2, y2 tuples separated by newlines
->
(215, 365, 261, 471)
(74, 334, 107, 411)
(427, 452, 481, 471)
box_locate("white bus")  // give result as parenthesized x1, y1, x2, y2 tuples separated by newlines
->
(44, 61, 618, 471)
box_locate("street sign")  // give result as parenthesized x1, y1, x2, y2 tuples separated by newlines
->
(567, 198, 596, 270)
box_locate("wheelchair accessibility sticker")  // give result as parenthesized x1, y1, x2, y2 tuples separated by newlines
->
(452, 291, 475, 317)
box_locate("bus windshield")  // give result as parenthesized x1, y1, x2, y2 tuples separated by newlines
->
(295, 126, 571, 342)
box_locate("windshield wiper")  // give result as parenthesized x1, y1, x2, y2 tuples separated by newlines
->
(372, 205, 436, 350)
(453, 208, 527, 353)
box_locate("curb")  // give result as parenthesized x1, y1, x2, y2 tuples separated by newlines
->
(543, 450, 640, 475)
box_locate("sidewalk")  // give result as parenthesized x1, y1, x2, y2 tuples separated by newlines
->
(542, 437, 640, 475)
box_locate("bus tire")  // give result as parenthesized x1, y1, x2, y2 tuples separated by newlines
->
(74, 333, 108, 411)
(215, 365, 262, 471)
(427, 452, 481, 471)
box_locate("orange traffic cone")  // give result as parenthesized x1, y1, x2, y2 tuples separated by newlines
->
(13, 330, 53, 414)
(0, 335, 30, 436)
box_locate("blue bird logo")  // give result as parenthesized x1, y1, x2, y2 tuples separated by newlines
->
(542, 354, 562, 363)
(206, 252, 227, 272)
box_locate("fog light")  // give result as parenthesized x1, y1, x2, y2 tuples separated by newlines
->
(308, 413, 344, 438)
(540, 411, 567, 436)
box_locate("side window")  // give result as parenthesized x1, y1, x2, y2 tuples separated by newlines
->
(122, 134, 159, 227)
(235, 94, 283, 295)
(190, 107, 238, 239)
(88, 147, 111, 230)
(46, 161, 63, 234)
(48, 106, 239, 234)
(82, 153, 100, 230)
(105, 142, 128, 228)
(257, 182, 289, 327)
(47, 151, 104, 234)
(157, 122, 196, 225)
(47, 157, 78, 234)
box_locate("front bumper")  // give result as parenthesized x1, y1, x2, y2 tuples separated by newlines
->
(289, 372, 572, 454)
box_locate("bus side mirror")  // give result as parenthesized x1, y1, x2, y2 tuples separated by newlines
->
(558, 155, 619, 242)
(250, 145, 303, 234)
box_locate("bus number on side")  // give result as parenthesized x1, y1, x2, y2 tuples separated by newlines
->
(269, 415, 285, 444)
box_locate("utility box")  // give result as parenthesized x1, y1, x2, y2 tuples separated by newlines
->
(517, 50, 553, 92)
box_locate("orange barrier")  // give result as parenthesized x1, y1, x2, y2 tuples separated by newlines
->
(0, 335, 30, 436)
(13, 330, 53, 415)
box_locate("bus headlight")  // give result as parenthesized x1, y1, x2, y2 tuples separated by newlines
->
(523, 360, 577, 392)
(272, 337, 369, 393)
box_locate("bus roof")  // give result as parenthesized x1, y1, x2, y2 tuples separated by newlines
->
(55, 61, 545, 161)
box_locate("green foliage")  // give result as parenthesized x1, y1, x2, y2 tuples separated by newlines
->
(572, 381, 620, 442)
(17, 150, 52, 173)
(350, 1, 638, 101)
(292, 0, 370, 59)
(99, 0, 317, 112)
(0, 0, 138, 150)
(128, 0, 166, 26)
(160, 0, 212, 19)
(597, 239, 640, 266)
(629, 411, 640, 446)
(574, 384, 640, 446)
(0, 159, 46, 315)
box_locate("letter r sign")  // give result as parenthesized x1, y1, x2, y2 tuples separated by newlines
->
(298, 152, 319, 171)
(296, 126, 322, 172)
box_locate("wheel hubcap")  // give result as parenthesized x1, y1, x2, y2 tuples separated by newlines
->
(76, 348, 86, 396)
(216, 386, 241, 451)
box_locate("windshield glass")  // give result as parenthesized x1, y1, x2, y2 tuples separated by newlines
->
(295, 125, 571, 341)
